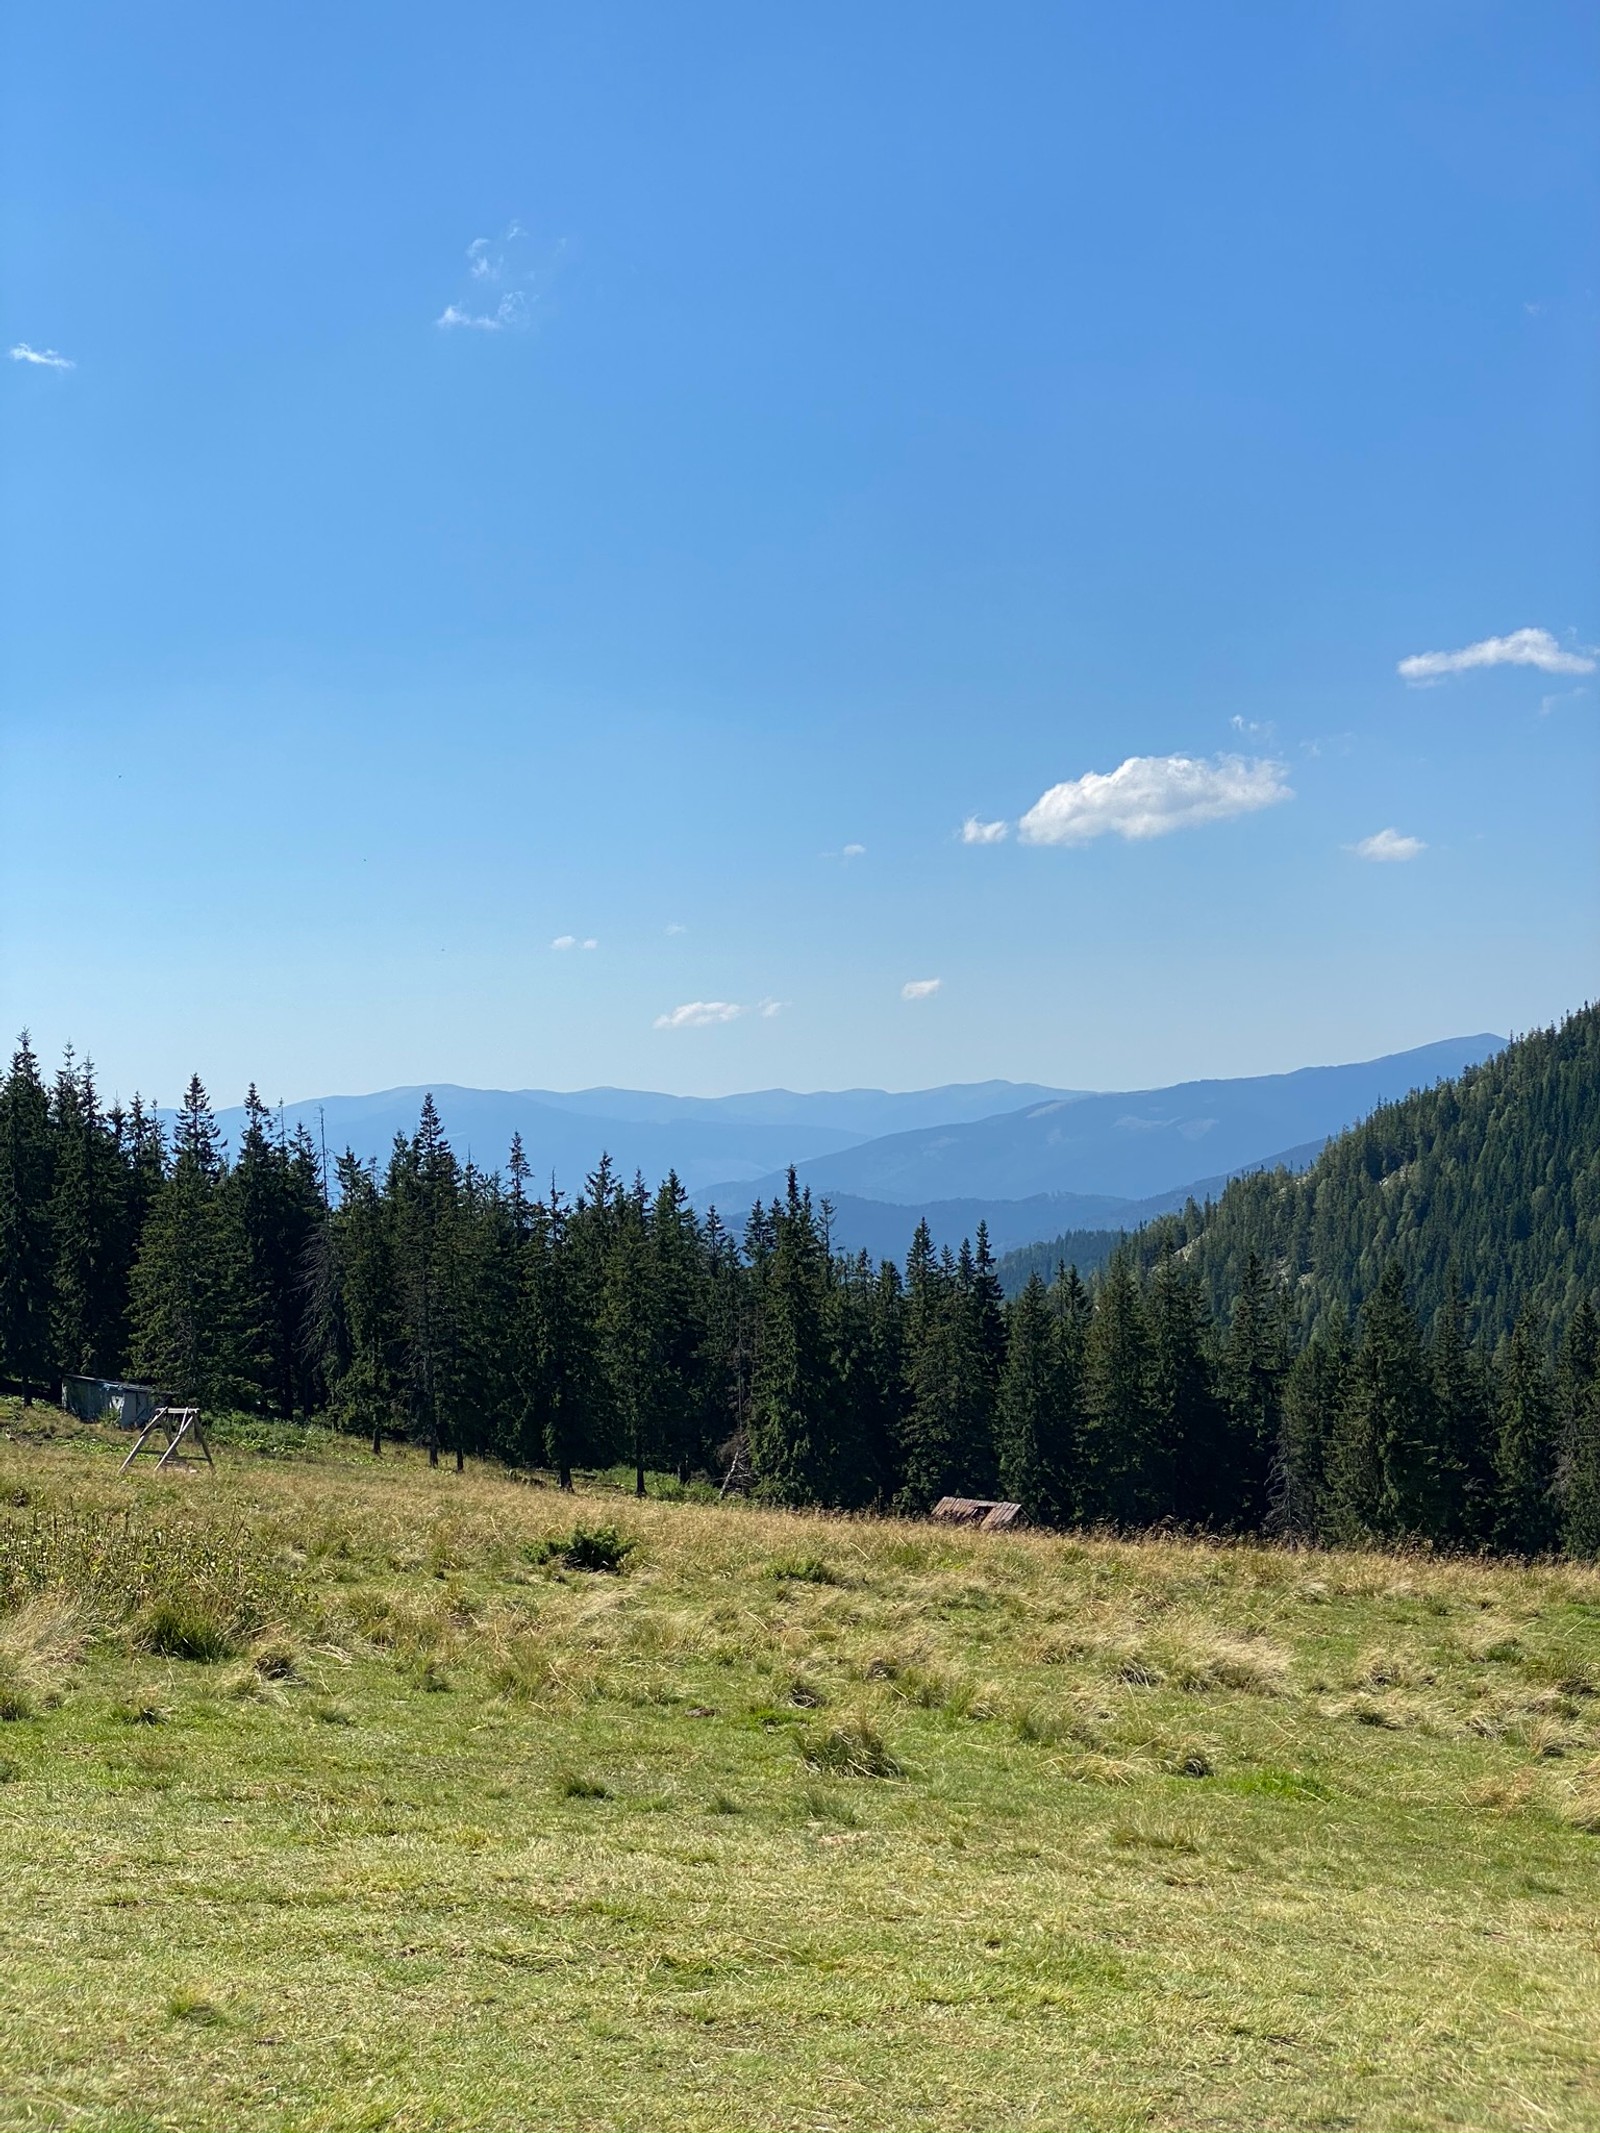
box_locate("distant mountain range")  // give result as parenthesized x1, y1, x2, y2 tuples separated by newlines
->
(207, 1080, 1087, 1198)
(708, 1036, 1500, 1208)
(205, 1034, 1504, 1265)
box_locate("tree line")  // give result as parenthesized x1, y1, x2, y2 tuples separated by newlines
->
(0, 1033, 1596, 1554)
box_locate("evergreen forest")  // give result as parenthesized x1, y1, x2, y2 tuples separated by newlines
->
(0, 1008, 1596, 1557)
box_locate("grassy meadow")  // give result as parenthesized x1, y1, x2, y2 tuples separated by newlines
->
(1, 1403, 1598, 2131)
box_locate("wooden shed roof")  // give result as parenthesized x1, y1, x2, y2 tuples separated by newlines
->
(930, 1496, 1030, 1532)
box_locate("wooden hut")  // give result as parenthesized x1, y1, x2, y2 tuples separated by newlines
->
(930, 1496, 1030, 1533)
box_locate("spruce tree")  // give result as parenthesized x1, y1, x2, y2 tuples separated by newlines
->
(128, 1075, 250, 1408)
(1342, 1261, 1442, 1541)
(1429, 1272, 1488, 1544)
(1559, 1299, 1600, 1558)
(1495, 1306, 1559, 1554)
(1081, 1254, 1165, 1525)
(48, 1053, 127, 1378)
(389, 1097, 469, 1468)
(0, 1035, 55, 1400)
(1277, 1309, 1351, 1540)
(1148, 1247, 1228, 1527)
(995, 1273, 1074, 1522)
(1220, 1252, 1289, 1527)
(749, 1174, 836, 1504)
(231, 1088, 325, 1416)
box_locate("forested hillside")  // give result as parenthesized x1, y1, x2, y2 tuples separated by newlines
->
(1134, 1005, 1599, 1349)
(0, 1018, 1595, 1557)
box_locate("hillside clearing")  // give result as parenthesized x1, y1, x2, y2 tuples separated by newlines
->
(1, 1408, 1598, 2131)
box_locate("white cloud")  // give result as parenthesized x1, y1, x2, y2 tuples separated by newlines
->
(1350, 828, 1425, 863)
(665, 921, 688, 936)
(901, 978, 942, 1001)
(9, 343, 74, 370)
(842, 842, 866, 859)
(960, 816, 1008, 845)
(550, 934, 598, 951)
(437, 291, 529, 332)
(1017, 753, 1292, 846)
(1230, 714, 1275, 739)
(1397, 627, 1594, 684)
(654, 1000, 743, 1029)
(758, 998, 787, 1018)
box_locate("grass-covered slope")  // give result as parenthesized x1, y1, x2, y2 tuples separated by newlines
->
(1147, 1005, 1600, 1343)
(2, 1411, 1600, 2131)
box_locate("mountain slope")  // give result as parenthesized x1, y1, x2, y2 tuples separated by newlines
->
(716, 1036, 1505, 1209)
(1138, 1007, 1599, 1345)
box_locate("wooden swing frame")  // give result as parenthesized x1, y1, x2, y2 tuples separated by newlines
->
(117, 1406, 213, 1474)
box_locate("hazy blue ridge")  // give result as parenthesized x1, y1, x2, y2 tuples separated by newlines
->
(713, 1036, 1505, 1209)
(197, 1081, 1083, 1197)
(191, 1038, 1500, 1217)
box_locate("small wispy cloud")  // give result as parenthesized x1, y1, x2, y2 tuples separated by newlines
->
(822, 842, 867, 862)
(654, 1000, 744, 1030)
(1350, 828, 1425, 863)
(665, 922, 688, 936)
(757, 998, 787, 1018)
(901, 978, 942, 1001)
(437, 222, 567, 336)
(9, 343, 74, 371)
(1017, 754, 1291, 846)
(1230, 714, 1275, 739)
(960, 816, 1008, 845)
(550, 934, 598, 951)
(1398, 628, 1595, 685)
(437, 292, 530, 333)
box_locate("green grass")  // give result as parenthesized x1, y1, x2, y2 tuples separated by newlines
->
(1, 1400, 1598, 2130)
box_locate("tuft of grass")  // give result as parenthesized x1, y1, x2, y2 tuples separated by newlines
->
(137, 1595, 238, 1663)
(798, 1719, 904, 1780)
(560, 1772, 610, 1800)
(767, 1554, 841, 1586)
(166, 1987, 224, 2026)
(796, 1781, 860, 1826)
(1110, 1818, 1200, 1854)
(249, 1637, 300, 1682)
(533, 1522, 637, 1575)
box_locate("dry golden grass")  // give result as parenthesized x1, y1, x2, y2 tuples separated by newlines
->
(0, 1406, 1598, 2130)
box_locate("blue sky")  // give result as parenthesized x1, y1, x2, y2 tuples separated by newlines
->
(3, 2, 1595, 1107)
